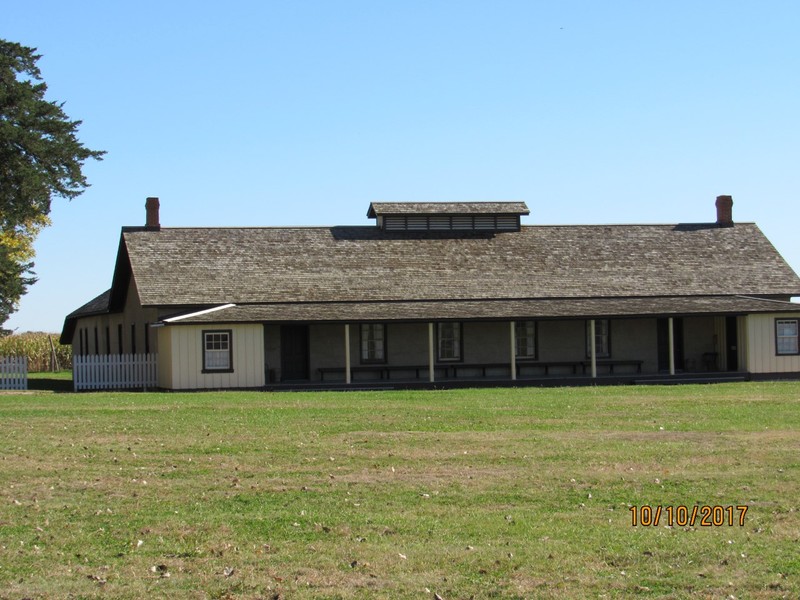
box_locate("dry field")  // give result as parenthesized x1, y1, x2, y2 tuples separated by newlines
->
(0, 382, 798, 598)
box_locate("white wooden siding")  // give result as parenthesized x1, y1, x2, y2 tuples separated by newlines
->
(746, 313, 800, 373)
(164, 324, 265, 389)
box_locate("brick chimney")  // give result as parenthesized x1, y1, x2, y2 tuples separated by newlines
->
(715, 195, 733, 227)
(145, 197, 160, 229)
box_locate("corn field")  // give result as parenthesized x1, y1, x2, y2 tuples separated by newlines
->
(0, 332, 72, 372)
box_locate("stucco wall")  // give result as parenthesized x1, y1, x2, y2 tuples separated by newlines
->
(463, 322, 510, 363)
(535, 318, 657, 374)
(310, 324, 345, 376)
(382, 323, 430, 366)
(607, 318, 657, 373)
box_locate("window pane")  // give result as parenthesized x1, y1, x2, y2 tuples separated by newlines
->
(586, 320, 610, 358)
(206, 350, 230, 369)
(204, 332, 231, 369)
(361, 324, 386, 362)
(777, 320, 799, 355)
(515, 321, 536, 358)
(438, 323, 461, 360)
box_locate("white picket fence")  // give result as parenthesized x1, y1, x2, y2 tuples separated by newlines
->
(0, 356, 28, 391)
(73, 353, 158, 391)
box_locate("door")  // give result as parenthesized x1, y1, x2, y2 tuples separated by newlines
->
(725, 317, 739, 371)
(657, 318, 684, 372)
(280, 325, 310, 381)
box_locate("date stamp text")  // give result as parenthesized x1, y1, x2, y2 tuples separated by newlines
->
(629, 505, 748, 527)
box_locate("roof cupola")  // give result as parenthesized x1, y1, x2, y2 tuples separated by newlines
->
(367, 202, 529, 233)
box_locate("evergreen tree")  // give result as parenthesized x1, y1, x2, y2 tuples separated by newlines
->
(0, 38, 104, 329)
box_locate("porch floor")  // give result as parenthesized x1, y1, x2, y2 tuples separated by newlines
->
(263, 371, 750, 392)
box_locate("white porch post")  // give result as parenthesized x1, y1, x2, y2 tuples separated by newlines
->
(668, 317, 675, 376)
(345, 324, 352, 384)
(428, 322, 435, 383)
(509, 321, 517, 381)
(590, 319, 597, 378)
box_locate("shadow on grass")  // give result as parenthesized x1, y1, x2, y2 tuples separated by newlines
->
(27, 375, 73, 393)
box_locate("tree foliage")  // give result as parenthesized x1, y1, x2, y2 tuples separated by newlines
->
(0, 38, 104, 329)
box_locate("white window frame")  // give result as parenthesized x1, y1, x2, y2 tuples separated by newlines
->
(203, 330, 233, 372)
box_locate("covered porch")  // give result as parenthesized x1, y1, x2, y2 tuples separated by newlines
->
(153, 295, 800, 390)
(265, 314, 744, 387)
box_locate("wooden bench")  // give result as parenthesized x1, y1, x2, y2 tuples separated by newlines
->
(318, 365, 444, 381)
(318, 365, 386, 381)
(521, 361, 584, 375)
(443, 361, 588, 377)
(581, 359, 643, 374)
(443, 363, 512, 378)
(319, 359, 643, 381)
(444, 360, 643, 377)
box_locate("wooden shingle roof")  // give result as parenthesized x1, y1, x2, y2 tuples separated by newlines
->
(166, 296, 800, 324)
(121, 222, 800, 309)
(60, 289, 111, 343)
(367, 201, 530, 217)
(64, 289, 111, 319)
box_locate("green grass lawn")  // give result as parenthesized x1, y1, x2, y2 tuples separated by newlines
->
(26, 370, 73, 380)
(1, 383, 798, 599)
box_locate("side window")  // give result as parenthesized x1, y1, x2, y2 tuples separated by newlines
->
(360, 324, 386, 363)
(586, 319, 611, 358)
(203, 330, 233, 372)
(515, 321, 537, 359)
(776, 319, 799, 355)
(437, 322, 462, 362)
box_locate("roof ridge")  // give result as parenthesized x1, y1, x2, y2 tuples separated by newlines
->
(123, 222, 759, 231)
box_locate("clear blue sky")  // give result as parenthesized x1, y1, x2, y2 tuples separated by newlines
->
(4, 0, 799, 333)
